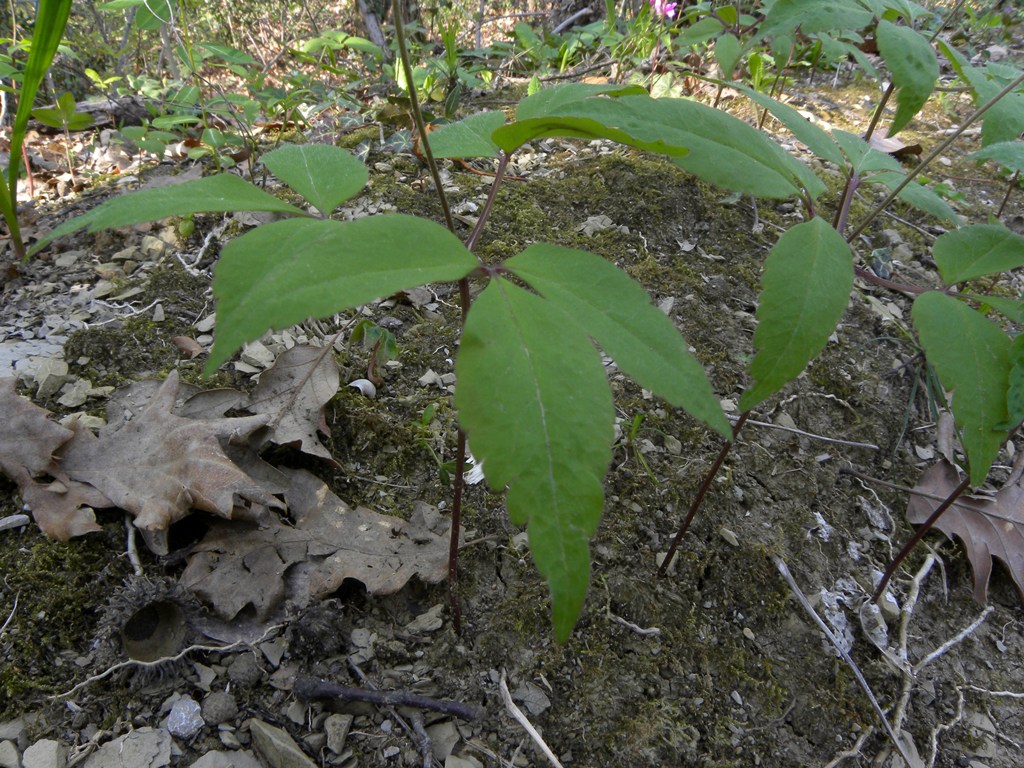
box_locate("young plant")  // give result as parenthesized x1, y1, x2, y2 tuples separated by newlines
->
(0, 0, 73, 270)
(31, 91, 94, 184)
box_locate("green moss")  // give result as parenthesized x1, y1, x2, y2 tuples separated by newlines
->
(0, 523, 131, 715)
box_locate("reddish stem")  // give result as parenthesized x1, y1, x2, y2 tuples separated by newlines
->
(658, 411, 749, 577)
(872, 474, 971, 602)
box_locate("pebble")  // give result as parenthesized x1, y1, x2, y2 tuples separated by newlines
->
(167, 695, 204, 739)
(23, 740, 65, 768)
(201, 692, 238, 726)
(227, 653, 264, 688)
(0, 741, 20, 768)
(324, 714, 353, 754)
(249, 719, 317, 768)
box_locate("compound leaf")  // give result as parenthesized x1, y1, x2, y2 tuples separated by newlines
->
(740, 85, 845, 166)
(260, 144, 368, 215)
(932, 223, 1024, 284)
(505, 244, 729, 437)
(912, 291, 1011, 486)
(740, 218, 852, 410)
(972, 140, 1024, 174)
(455, 278, 614, 640)
(209, 216, 477, 371)
(876, 20, 938, 135)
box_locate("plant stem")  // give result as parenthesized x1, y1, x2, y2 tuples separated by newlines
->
(658, 411, 749, 577)
(996, 169, 1018, 219)
(393, 0, 455, 234)
(872, 473, 970, 602)
(847, 69, 1024, 242)
(862, 81, 895, 143)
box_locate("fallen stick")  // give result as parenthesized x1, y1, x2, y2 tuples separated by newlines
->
(293, 675, 484, 721)
(498, 670, 564, 768)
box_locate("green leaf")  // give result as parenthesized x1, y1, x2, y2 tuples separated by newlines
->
(938, 42, 1024, 147)
(932, 223, 1024, 284)
(505, 244, 729, 437)
(260, 144, 368, 215)
(740, 218, 853, 410)
(427, 111, 506, 158)
(739, 85, 845, 166)
(714, 34, 742, 79)
(676, 16, 724, 48)
(1, 0, 72, 247)
(763, 0, 874, 35)
(1003, 334, 1024, 430)
(876, 20, 938, 135)
(209, 216, 477, 370)
(869, 171, 962, 225)
(971, 140, 1024, 174)
(455, 278, 614, 640)
(654, 96, 825, 199)
(970, 294, 1024, 324)
(514, 82, 646, 121)
(833, 130, 901, 173)
(912, 291, 1011, 486)
(32, 174, 307, 254)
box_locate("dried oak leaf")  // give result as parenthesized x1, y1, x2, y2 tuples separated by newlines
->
(58, 371, 282, 547)
(180, 467, 450, 621)
(245, 345, 339, 462)
(908, 460, 1024, 603)
(0, 378, 105, 539)
(0, 376, 73, 485)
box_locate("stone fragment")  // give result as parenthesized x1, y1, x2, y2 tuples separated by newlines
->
(167, 695, 204, 739)
(324, 714, 353, 754)
(22, 740, 65, 768)
(425, 721, 460, 762)
(82, 728, 171, 768)
(511, 681, 551, 716)
(227, 653, 264, 689)
(404, 604, 444, 634)
(189, 750, 262, 768)
(201, 692, 239, 726)
(0, 739, 18, 768)
(248, 719, 317, 768)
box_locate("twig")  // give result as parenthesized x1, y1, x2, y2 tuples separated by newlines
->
(823, 727, 874, 768)
(772, 556, 916, 767)
(731, 415, 880, 450)
(607, 612, 661, 637)
(498, 670, 564, 768)
(125, 513, 143, 576)
(294, 675, 484, 721)
(341, 661, 447, 768)
(52, 626, 283, 698)
(961, 685, 1024, 699)
(1, 591, 18, 635)
(913, 606, 993, 674)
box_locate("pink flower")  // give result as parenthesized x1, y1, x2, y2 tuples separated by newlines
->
(649, 0, 678, 18)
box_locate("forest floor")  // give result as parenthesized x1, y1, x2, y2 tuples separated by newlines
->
(1, 68, 1023, 768)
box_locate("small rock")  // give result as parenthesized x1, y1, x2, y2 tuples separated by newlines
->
(382, 746, 401, 759)
(248, 719, 317, 768)
(22, 740, 65, 768)
(511, 681, 551, 716)
(0, 740, 20, 768)
(324, 714, 353, 754)
(227, 653, 264, 689)
(190, 751, 263, 768)
(425, 721, 460, 762)
(201, 692, 238, 726)
(167, 695, 204, 739)
(404, 605, 444, 634)
(83, 729, 171, 768)
(663, 434, 682, 455)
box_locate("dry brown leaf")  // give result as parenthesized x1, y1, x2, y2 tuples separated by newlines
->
(867, 133, 923, 159)
(0, 376, 73, 484)
(180, 468, 450, 621)
(20, 477, 108, 540)
(908, 460, 1024, 603)
(246, 345, 339, 462)
(58, 371, 282, 551)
